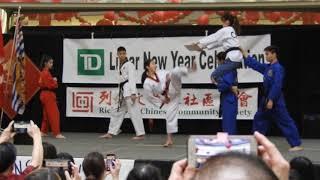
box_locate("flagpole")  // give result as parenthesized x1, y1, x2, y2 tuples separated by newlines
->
(0, 6, 21, 130)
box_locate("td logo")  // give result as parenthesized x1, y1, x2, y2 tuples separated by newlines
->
(78, 49, 104, 75)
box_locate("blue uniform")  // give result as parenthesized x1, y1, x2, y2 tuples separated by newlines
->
(217, 70, 238, 135)
(245, 56, 301, 147)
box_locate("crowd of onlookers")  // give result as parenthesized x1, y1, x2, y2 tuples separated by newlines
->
(0, 121, 318, 180)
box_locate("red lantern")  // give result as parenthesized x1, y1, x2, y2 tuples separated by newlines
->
(197, 14, 209, 25)
(280, 11, 293, 19)
(104, 11, 116, 21)
(204, 11, 214, 15)
(245, 11, 260, 23)
(314, 13, 320, 24)
(54, 12, 74, 21)
(38, 14, 51, 26)
(138, 11, 151, 18)
(96, 19, 113, 26)
(264, 12, 281, 23)
(301, 12, 314, 25)
(26, 13, 37, 20)
(153, 11, 165, 22)
(169, 0, 181, 3)
(216, 11, 225, 16)
(51, 0, 61, 2)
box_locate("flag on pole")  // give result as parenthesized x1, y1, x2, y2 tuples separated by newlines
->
(11, 16, 26, 114)
(0, 18, 4, 109)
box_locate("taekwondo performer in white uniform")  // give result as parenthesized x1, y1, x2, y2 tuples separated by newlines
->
(141, 58, 197, 147)
(185, 12, 242, 86)
(100, 46, 145, 140)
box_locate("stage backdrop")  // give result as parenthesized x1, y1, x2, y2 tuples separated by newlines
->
(63, 35, 270, 84)
(66, 87, 258, 120)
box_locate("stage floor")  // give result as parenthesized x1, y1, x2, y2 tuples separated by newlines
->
(15, 133, 320, 164)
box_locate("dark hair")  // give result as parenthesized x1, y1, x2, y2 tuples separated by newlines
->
(290, 156, 315, 180)
(43, 142, 57, 161)
(82, 152, 105, 180)
(264, 45, 279, 56)
(117, 46, 126, 52)
(195, 152, 278, 180)
(221, 12, 240, 35)
(141, 59, 154, 84)
(216, 51, 226, 62)
(40, 54, 53, 70)
(0, 142, 17, 173)
(25, 168, 60, 180)
(127, 164, 163, 180)
(57, 152, 75, 164)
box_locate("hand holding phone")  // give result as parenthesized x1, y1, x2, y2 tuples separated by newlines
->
(106, 154, 116, 172)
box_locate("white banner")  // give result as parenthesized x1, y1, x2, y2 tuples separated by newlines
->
(14, 156, 134, 180)
(63, 35, 270, 84)
(66, 87, 258, 120)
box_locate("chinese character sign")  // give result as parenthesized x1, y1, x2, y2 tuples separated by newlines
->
(66, 87, 258, 120)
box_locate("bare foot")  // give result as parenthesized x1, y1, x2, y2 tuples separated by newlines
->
(55, 134, 66, 139)
(41, 132, 48, 137)
(163, 141, 173, 148)
(132, 135, 144, 140)
(99, 133, 113, 139)
(289, 146, 304, 152)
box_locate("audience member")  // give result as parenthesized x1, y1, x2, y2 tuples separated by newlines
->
(127, 164, 163, 180)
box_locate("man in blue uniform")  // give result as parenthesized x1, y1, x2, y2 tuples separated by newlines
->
(243, 45, 303, 151)
(215, 52, 238, 135)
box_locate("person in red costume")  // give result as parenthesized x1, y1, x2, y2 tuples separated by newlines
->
(0, 60, 4, 109)
(39, 55, 65, 139)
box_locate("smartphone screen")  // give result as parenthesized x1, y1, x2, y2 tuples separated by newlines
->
(106, 154, 116, 171)
(188, 135, 257, 168)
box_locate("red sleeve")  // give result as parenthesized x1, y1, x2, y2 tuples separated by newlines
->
(20, 165, 36, 177)
(39, 70, 58, 90)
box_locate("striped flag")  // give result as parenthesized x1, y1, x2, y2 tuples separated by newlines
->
(11, 17, 26, 114)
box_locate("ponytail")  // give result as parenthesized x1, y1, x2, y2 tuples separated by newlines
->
(141, 70, 148, 85)
(141, 58, 154, 84)
(221, 12, 241, 35)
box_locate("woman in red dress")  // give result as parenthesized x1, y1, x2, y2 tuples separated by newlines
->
(39, 55, 65, 139)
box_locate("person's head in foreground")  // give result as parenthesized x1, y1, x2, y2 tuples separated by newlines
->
(82, 152, 106, 180)
(127, 164, 163, 180)
(290, 156, 315, 180)
(195, 152, 278, 180)
(0, 142, 17, 176)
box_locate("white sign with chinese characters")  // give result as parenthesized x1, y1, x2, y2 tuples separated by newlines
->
(66, 87, 258, 120)
(63, 35, 270, 84)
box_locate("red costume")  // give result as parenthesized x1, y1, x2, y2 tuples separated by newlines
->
(0, 64, 4, 108)
(39, 67, 60, 136)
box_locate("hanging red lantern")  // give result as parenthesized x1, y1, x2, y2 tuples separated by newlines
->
(314, 13, 320, 24)
(104, 11, 116, 21)
(264, 12, 281, 23)
(301, 12, 314, 25)
(38, 14, 51, 26)
(216, 11, 225, 16)
(96, 19, 113, 26)
(245, 11, 260, 23)
(197, 14, 209, 25)
(138, 11, 151, 18)
(26, 13, 37, 20)
(153, 11, 165, 22)
(280, 11, 293, 19)
(169, 0, 181, 3)
(204, 11, 214, 15)
(54, 12, 74, 21)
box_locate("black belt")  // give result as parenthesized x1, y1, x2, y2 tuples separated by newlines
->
(225, 47, 241, 54)
(117, 80, 129, 112)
